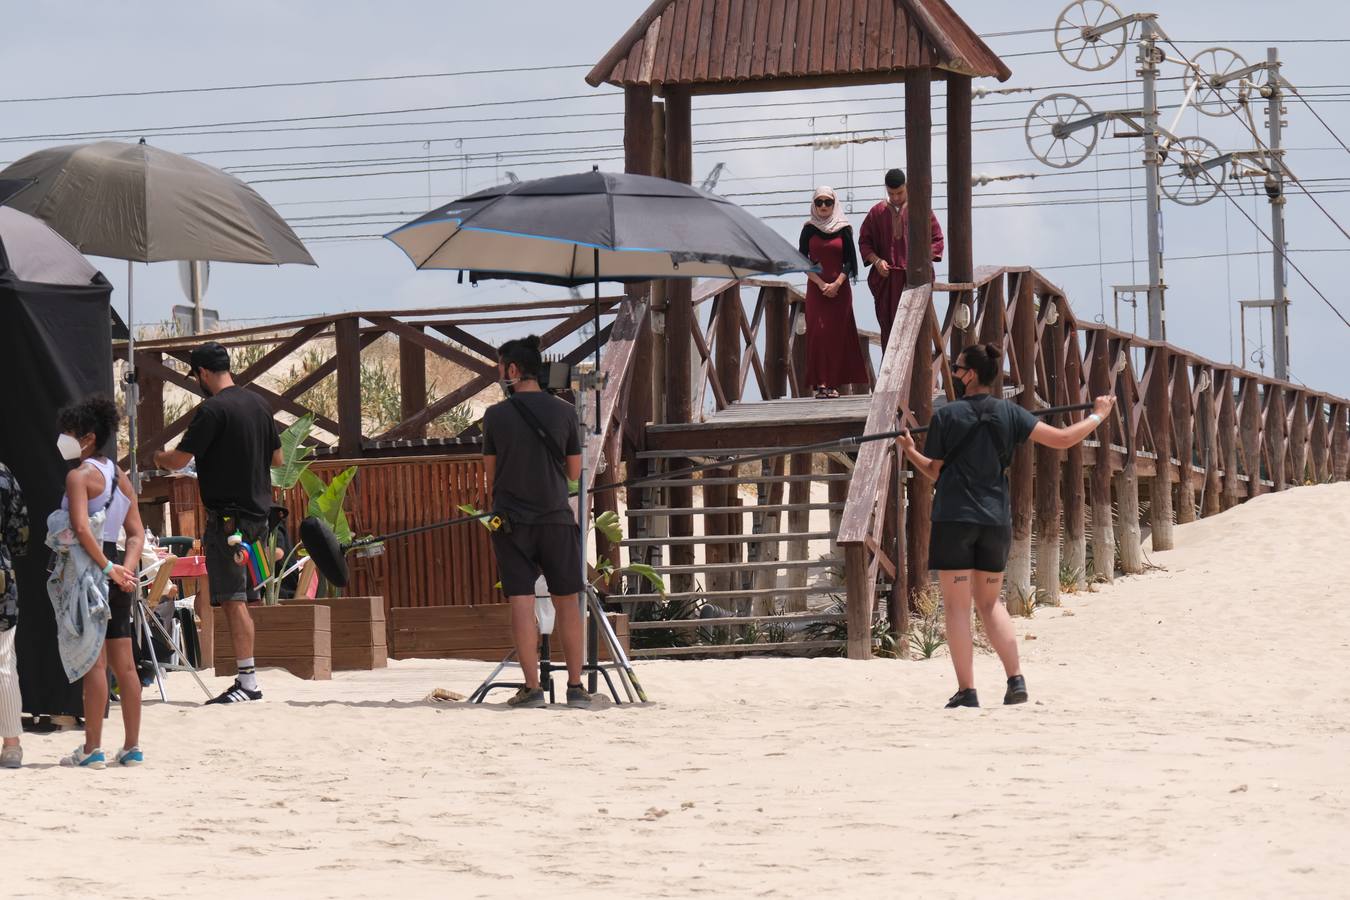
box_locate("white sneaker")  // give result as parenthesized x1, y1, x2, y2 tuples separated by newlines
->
(59, 745, 106, 769)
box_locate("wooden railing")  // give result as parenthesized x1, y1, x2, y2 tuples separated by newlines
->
(839, 266, 1350, 659)
(688, 278, 878, 417)
(119, 296, 625, 468)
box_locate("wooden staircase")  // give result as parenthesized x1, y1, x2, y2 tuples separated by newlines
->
(613, 397, 889, 658)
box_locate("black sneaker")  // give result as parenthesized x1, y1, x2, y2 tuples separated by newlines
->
(1004, 675, 1029, 705)
(205, 680, 263, 705)
(565, 684, 593, 709)
(945, 688, 979, 709)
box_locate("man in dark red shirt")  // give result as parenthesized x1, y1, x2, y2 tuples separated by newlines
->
(857, 168, 945, 352)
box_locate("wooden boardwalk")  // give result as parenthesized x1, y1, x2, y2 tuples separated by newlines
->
(645, 395, 871, 452)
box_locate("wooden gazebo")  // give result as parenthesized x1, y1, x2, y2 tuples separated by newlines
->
(587, 0, 1011, 426)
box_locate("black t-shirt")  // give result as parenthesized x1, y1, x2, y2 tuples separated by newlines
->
(924, 395, 1040, 526)
(482, 391, 581, 526)
(178, 386, 281, 519)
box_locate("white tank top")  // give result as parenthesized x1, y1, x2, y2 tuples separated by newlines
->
(61, 457, 131, 542)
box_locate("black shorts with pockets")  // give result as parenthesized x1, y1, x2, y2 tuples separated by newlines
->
(928, 521, 1013, 573)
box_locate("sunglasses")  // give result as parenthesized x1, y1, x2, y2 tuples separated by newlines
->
(814, 198, 835, 208)
(952, 364, 970, 373)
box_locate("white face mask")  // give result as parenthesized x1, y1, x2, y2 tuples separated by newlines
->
(57, 433, 83, 461)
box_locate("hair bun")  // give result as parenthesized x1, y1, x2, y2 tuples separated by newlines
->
(982, 342, 1002, 362)
(523, 335, 542, 350)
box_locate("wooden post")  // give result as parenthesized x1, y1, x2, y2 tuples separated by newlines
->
(946, 74, 973, 360)
(904, 68, 934, 287)
(1309, 398, 1329, 484)
(1264, 385, 1288, 490)
(1116, 340, 1144, 574)
(1287, 391, 1309, 485)
(649, 101, 668, 426)
(663, 85, 693, 427)
(845, 543, 871, 659)
(708, 288, 742, 598)
(904, 309, 934, 603)
(764, 287, 789, 400)
(786, 453, 813, 612)
(135, 349, 164, 471)
(1171, 360, 1196, 523)
(1086, 333, 1116, 582)
(624, 84, 655, 437)
(1033, 304, 1064, 604)
(1218, 373, 1240, 509)
(1144, 347, 1174, 551)
(1006, 274, 1036, 604)
(398, 327, 427, 439)
(1330, 402, 1349, 481)
(1199, 368, 1223, 517)
(1061, 322, 1087, 591)
(1238, 377, 1263, 497)
(335, 316, 363, 458)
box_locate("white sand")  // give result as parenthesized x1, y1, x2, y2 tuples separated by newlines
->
(4, 482, 1348, 899)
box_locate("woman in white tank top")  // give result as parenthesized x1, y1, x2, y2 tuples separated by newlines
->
(55, 396, 147, 769)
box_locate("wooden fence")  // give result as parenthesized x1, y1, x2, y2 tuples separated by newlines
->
(839, 266, 1350, 658)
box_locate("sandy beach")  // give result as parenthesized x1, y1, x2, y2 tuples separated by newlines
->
(3, 481, 1347, 900)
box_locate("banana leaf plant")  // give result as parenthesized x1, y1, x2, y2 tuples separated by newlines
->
(265, 413, 362, 601)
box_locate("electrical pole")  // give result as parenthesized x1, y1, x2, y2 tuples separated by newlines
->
(1140, 16, 1167, 340)
(1265, 46, 1290, 381)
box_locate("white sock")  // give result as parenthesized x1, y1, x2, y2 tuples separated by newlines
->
(236, 659, 259, 692)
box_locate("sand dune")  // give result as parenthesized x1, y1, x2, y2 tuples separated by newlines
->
(3, 483, 1347, 899)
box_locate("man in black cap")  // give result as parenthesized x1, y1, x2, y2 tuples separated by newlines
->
(155, 342, 280, 704)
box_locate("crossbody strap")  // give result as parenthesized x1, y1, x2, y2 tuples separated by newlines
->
(507, 395, 569, 479)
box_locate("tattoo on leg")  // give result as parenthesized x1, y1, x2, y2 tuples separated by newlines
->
(953, 575, 969, 583)
(986, 577, 1000, 584)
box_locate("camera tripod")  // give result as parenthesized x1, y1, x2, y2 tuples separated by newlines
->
(467, 583, 642, 705)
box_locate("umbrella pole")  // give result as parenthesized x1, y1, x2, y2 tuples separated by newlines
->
(126, 260, 140, 492)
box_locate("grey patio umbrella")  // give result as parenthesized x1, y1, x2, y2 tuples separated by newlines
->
(0, 140, 316, 483)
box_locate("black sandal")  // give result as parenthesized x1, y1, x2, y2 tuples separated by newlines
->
(814, 387, 830, 399)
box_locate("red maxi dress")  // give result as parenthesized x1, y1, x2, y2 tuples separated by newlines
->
(804, 231, 869, 391)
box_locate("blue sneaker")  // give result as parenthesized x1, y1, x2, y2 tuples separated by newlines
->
(59, 746, 106, 769)
(114, 747, 144, 767)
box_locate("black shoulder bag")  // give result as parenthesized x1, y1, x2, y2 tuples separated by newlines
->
(507, 395, 570, 478)
(938, 395, 1013, 489)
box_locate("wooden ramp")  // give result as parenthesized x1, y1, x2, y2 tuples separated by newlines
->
(645, 395, 871, 453)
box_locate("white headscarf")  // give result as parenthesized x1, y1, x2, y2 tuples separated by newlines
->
(806, 186, 851, 235)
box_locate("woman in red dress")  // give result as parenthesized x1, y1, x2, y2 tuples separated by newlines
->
(799, 186, 869, 398)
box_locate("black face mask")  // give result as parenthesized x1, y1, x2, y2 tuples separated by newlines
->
(953, 373, 968, 398)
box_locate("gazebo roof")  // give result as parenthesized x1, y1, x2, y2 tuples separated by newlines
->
(586, 0, 1012, 93)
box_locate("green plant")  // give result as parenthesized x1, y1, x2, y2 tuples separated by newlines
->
(229, 341, 273, 375)
(803, 594, 899, 658)
(907, 588, 946, 659)
(1059, 564, 1085, 595)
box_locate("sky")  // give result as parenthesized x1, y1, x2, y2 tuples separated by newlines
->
(2, 1, 1348, 396)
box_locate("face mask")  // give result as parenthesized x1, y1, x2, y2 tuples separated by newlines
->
(57, 433, 83, 461)
(953, 372, 969, 398)
(499, 378, 516, 399)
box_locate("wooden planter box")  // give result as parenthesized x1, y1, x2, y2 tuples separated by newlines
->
(302, 596, 387, 671)
(390, 603, 630, 662)
(214, 603, 331, 680)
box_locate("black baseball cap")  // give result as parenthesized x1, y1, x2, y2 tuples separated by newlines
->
(188, 341, 231, 374)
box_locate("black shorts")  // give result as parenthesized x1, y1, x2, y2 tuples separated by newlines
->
(204, 513, 267, 605)
(102, 541, 134, 641)
(928, 521, 1013, 572)
(491, 522, 584, 597)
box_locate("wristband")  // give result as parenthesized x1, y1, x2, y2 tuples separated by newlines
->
(1088, 413, 1103, 426)
(102, 560, 115, 576)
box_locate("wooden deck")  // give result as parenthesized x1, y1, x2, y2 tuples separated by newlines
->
(645, 395, 872, 452)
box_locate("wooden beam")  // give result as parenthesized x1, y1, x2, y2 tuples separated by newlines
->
(399, 326, 428, 440)
(945, 72, 973, 362)
(904, 67, 934, 287)
(664, 84, 694, 428)
(905, 308, 936, 603)
(845, 543, 872, 660)
(335, 317, 363, 458)
(1171, 360, 1197, 524)
(134, 350, 164, 471)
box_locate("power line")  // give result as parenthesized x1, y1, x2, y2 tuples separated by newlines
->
(0, 64, 593, 105)
(1287, 86, 1350, 157)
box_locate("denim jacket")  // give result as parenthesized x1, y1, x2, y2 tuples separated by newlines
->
(45, 507, 109, 682)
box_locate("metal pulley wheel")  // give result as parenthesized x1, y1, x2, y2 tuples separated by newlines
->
(1184, 47, 1251, 117)
(1025, 93, 1098, 169)
(1054, 0, 1128, 71)
(1160, 136, 1225, 206)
